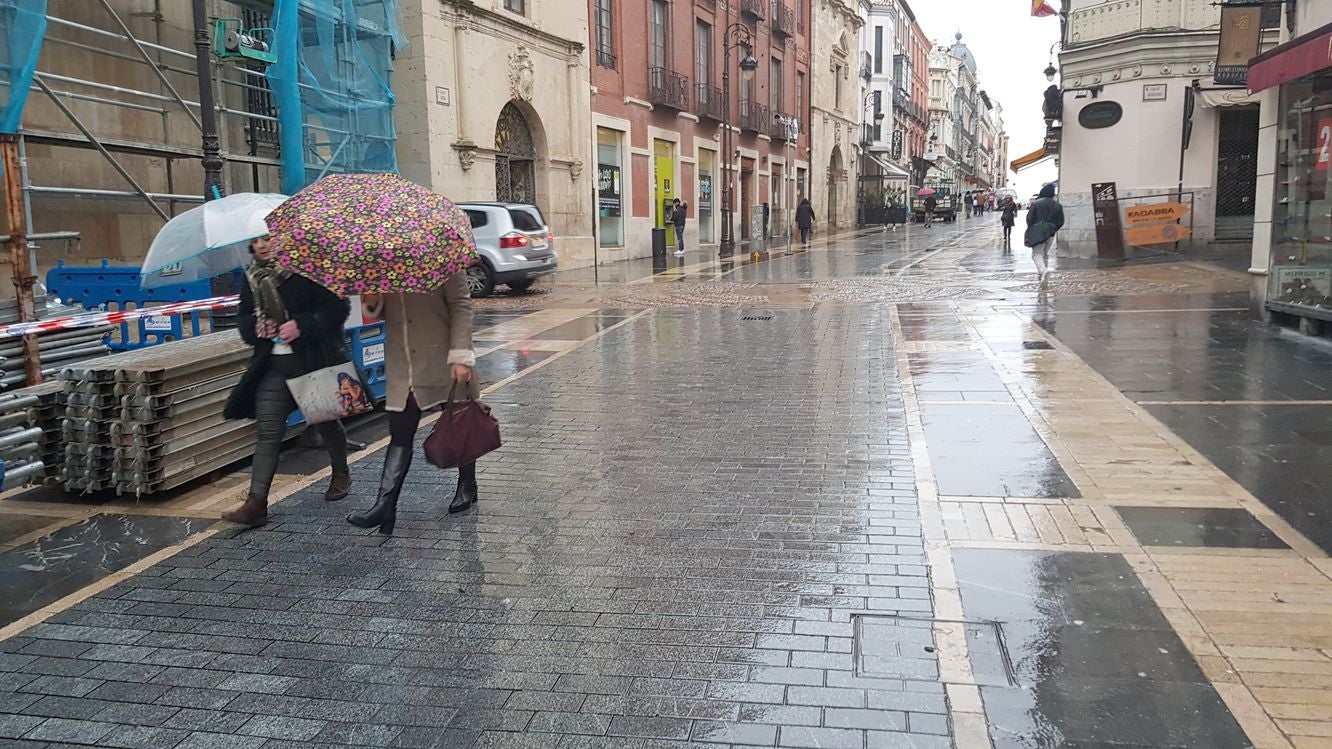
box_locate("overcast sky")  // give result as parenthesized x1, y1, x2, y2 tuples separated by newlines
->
(907, 0, 1061, 195)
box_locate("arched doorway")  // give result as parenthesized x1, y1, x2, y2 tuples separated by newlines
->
(495, 102, 536, 204)
(828, 145, 843, 226)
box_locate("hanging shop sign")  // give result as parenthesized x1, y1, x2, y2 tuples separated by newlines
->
(891, 130, 904, 160)
(1091, 182, 1125, 260)
(1215, 3, 1263, 86)
(597, 164, 621, 216)
(1078, 101, 1123, 130)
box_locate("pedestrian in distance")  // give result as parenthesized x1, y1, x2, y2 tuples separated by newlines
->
(1024, 183, 1065, 284)
(221, 235, 353, 528)
(796, 198, 815, 245)
(1000, 196, 1018, 250)
(347, 273, 479, 535)
(922, 194, 937, 228)
(671, 198, 687, 257)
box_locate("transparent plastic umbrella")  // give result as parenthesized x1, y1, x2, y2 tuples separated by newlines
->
(140, 192, 288, 288)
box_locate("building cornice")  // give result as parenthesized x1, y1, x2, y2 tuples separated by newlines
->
(441, 0, 585, 58)
(1059, 28, 1280, 88)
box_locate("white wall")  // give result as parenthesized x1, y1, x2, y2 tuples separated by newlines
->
(1058, 78, 1221, 256)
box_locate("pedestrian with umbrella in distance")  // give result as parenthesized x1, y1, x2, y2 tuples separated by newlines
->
(265, 173, 497, 535)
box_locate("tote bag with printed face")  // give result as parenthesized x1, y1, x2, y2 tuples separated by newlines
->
(286, 362, 375, 425)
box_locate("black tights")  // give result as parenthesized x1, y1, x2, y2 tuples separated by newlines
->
(388, 393, 476, 482)
(250, 356, 348, 499)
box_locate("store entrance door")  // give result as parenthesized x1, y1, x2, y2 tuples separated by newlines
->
(1215, 108, 1259, 241)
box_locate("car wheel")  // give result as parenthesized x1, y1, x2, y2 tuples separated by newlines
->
(466, 262, 495, 297)
(507, 279, 535, 293)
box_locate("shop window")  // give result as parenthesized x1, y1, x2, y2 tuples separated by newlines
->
(1270, 71, 1332, 311)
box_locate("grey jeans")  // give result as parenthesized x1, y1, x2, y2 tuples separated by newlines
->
(250, 354, 348, 499)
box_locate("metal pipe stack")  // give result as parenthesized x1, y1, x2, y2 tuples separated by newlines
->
(59, 331, 252, 495)
(0, 385, 60, 490)
(0, 301, 113, 391)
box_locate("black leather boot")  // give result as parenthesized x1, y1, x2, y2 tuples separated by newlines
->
(448, 462, 478, 514)
(347, 445, 412, 534)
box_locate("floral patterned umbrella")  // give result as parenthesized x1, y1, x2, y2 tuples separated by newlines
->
(264, 173, 478, 296)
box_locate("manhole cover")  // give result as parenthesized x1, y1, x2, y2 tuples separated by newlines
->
(853, 614, 1015, 686)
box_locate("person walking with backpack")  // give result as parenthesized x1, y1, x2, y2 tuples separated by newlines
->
(1024, 183, 1065, 283)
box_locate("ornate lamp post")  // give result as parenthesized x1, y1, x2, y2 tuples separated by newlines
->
(720, 24, 757, 258)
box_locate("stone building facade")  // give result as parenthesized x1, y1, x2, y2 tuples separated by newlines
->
(587, 0, 812, 259)
(395, 0, 595, 267)
(809, 0, 864, 229)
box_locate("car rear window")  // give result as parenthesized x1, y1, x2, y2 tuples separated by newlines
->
(464, 209, 489, 229)
(508, 207, 544, 232)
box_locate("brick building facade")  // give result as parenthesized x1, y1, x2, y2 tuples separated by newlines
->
(588, 0, 813, 259)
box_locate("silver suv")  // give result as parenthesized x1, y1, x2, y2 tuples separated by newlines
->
(459, 202, 558, 297)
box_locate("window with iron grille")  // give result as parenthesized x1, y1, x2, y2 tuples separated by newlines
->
(696, 21, 711, 86)
(650, 0, 667, 71)
(595, 0, 615, 69)
(505, 0, 525, 15)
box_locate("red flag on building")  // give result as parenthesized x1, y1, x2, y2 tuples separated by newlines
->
(1032, 0, 1057, 17)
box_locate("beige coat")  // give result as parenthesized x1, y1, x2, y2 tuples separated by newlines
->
(364, 272, 480, 411)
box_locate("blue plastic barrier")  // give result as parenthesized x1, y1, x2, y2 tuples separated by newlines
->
(45, 260, 216, 351)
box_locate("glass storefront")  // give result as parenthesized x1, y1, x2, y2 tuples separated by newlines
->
(1269, 69, 1332, 311)
(596, 128, 624, 247)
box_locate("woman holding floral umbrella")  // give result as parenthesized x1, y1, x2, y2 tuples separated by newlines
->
(264, 173, 484, 535)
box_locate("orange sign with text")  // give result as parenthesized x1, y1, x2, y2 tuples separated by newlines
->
(1124, 202, 1191, 224)
(1126, 223, 1192, 246)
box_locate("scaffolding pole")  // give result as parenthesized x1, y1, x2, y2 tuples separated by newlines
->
(0, 135, 44, 386)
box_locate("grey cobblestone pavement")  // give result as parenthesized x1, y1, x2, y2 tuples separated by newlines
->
(0, 308, 943, 748)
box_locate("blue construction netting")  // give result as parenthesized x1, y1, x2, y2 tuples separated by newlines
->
(0, 0, 47, 134)
(268, 0, 406, 195)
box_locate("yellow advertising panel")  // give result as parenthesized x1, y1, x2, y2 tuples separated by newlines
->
(1124, 203, 1191, 224)
(1126, 223, 1192, 246)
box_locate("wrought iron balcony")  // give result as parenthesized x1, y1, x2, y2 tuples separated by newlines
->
(695, 83, 725, 122)
(772, 2, 795, 38)
(771, 113, 796, 141)
(739, 99, 771, 133)
(595, 49, 616, 70)
(741, 0, 765, 20)
(649, 67, 690, 111)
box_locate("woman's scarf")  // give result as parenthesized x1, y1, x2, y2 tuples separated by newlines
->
(244, 256, 292, 329)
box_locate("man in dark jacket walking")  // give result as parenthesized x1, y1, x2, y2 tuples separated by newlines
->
(796, 198, 815, 245)
(671, 198, 687, 257)
(1025, 183, 1065, 283)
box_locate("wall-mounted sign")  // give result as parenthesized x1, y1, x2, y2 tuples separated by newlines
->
(699, 174, 713, 213)
(891, 130, 904, 160)
(1126, 223, 1192, 246)
(1078, 100, 1123, 129)
(1142, 83, 1168, 101)
(597, 164, 621, 216)
(1124, 202, 1191, 224)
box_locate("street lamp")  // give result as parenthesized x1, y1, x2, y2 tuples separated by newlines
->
(720, 23, 758, 258)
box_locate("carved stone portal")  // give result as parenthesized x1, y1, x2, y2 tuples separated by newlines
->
(510, 47, 535, 102)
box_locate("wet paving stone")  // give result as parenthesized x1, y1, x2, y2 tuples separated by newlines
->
(954, 548, 1251, 748)
(1114, 506, 1290, 549)
(0, 515, 205, 629)
(0, 308, 945, 748)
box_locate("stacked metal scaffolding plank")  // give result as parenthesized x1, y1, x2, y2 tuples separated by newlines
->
(59, 332, 252, 495)
(0, 384, 61, 490)
(0, 297, 113, 392)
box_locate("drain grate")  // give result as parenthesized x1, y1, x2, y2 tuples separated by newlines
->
(853, 614, 1015, 686)
(1021, 340, 1054, 350)
(741, 315, 773, 321)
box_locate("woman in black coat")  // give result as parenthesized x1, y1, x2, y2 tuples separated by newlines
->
(221, 235, 352, 527)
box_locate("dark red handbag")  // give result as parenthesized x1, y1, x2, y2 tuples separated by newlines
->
(424, 397, 502, 469)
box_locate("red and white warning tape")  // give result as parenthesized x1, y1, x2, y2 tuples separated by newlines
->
(0, 295, 239, 339)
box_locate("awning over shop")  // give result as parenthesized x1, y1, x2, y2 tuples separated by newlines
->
(866, 153, 911, 179)
(1010, 147, 1053, 172)
(1198, 88, 1261, 107)
(1248, 20, 1332, 94)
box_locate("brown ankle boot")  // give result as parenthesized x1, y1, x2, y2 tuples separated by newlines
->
(221, 494, 268, 527)
(324, 470, 351, 502)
